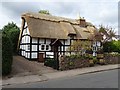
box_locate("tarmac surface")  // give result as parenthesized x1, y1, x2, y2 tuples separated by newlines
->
(3, 69, 119, 88)
(2, 64, 119, 87)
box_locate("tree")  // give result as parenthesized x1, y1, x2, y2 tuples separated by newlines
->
(88, 29, 103, 42)
(89, 25, 116, 43)
(99, 25, 116, 43)
(2, 22, 20, 53)
(103, 40, 120, 53)
(68, 40, 91, 55)
(2, 22, 19, 34)
(38, 10, 51, 15)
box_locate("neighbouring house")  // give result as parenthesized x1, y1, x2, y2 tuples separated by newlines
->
(115, 35, 120, 40)
(18, 12, 100, 65)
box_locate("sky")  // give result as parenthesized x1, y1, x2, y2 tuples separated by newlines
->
(0, 0, 119, 34)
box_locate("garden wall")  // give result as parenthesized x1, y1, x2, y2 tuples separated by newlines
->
(104, 54, 120, 64)
(59, 55, 90, 70)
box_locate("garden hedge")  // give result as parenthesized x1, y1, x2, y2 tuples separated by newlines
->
(103, 40, 120, 53)
(2, 35, 13, 75)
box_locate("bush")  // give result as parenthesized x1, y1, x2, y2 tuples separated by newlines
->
(86, 49, 93, 54)
(44, 58, 55, 67)
(103, 40, 120, 53)
(2, 35, 13, 75)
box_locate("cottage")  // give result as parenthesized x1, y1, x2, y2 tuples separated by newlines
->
(18, 12, 97, 64)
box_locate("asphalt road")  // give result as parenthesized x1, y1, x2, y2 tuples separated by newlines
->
(4, 69, 119, 88)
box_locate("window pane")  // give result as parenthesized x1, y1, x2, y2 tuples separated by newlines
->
(46, 45, 49, 50)
(28, 45, 30, 50)
(41, 45, 45, 50)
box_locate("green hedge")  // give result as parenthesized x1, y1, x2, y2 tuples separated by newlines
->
(103, 40, 120, 53)
(44, 58, 55, 67)
(44, 58, 59, 69)
(8, 29, 20, 53)
(2, 35, 13, 75)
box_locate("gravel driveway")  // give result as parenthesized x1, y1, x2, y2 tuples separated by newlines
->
(7, 56, 57, 78)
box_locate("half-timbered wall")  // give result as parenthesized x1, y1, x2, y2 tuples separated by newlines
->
(19, 22, 79, 60)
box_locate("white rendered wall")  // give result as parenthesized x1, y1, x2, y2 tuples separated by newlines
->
(32, 38, 37, 43)
(65, 39, 70, 45)
(46, 39, 51, 44)
(20, 23, 31, 58)
(39, 38, 44, 44)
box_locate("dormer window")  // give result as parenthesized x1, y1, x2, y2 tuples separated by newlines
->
(68, 34, 75, 39)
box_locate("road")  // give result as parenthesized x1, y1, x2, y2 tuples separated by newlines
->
(3, 69, 119, 88)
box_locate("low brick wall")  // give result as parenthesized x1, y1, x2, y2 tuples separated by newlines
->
(104, 54, 120, 64)
(59, 56, 89, 70)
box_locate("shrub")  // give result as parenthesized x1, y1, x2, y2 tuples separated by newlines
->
(86, 49, 93, 54)
(92, 56, 98, 64)
(44, 58, 55, 67)
(103, 41, 120, 53)
(2, 35, 13, 75)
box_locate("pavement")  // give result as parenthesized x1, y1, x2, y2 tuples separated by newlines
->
(2, 64, 119, 87)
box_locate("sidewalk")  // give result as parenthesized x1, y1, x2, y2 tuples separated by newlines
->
(2, 64, 119, 86)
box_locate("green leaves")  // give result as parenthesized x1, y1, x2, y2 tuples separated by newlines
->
(103, 40, 120, 53)
(2, 22, 20, 75)
(38, 10, 51, 15)
(2, 22, 20, 53)
(2, 35, 13, 75)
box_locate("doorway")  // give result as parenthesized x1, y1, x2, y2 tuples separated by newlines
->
(38, 53, 44, 62)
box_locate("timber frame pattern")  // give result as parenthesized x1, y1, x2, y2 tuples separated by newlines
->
(18, 12, 97, 69)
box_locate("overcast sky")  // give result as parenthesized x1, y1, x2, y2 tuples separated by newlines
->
(0, 0, 119, 34)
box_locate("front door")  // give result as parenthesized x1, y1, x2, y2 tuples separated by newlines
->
(38, 53, 44, 62)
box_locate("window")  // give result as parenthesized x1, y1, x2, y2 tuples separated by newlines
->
(25, 29, 27, 33)
(46, 45, 49, 50)
(97, 41, 101, 47)
(28, 45, 30, 50)
(92, 47, 97, 51)
(93, 42, 96, 46)
(70, 36, 74, 39)
(41, 45, 45, 50)
(40, 44, 50, 51)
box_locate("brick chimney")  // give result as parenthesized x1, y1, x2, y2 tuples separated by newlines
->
(79, 18, 86, 27)
(77, 16, 86, 27)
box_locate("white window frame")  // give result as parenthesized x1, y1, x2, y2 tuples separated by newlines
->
(40, 44, 51, 51)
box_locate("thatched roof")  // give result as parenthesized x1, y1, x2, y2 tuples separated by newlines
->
(21, 12, 96, 39)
